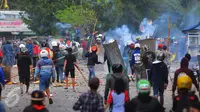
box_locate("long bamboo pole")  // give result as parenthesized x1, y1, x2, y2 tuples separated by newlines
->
(89, 19, 98, 51)
(168, 17, 171, 52)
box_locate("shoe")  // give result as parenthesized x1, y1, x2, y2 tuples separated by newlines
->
(49, 98, 53, 104)
(73, 89, 76, 92)
(64, 87, 68, 89)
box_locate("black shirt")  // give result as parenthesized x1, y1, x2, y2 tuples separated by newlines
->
(85, 52, 101, 66)
(64, 53, 76, 69)
(17, 54, 32, 74)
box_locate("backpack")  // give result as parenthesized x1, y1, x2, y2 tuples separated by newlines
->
(175, 94, 199, 112)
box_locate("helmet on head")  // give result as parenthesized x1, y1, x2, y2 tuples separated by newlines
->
(135, 43, 140, 48)
(136, 36, 140, 40)
(158, 44, 163, 49)
(19, 44, 25, 48)
(67, 40, 71, 46)
(129, 43, 135, 49)
(177, 73, 192, 90)
(97, 34, 103, 37)
(137, 80, 151, 94)
(40, 50, 48, 58)
(52, 41, 58, 47)
(91, 45, 97, 52)
(163, 45, 167, 50)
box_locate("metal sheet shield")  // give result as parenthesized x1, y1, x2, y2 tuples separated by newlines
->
(103, 40, 124, 66)
(140, 39, 156, 52)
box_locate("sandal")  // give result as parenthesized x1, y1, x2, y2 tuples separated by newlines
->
(49, 98, 53, 104)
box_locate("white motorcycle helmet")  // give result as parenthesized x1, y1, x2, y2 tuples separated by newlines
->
(40, 50, 48, 58)
(135, 43, 141, 48)
(97, 34, 103, 37)
(19, 44, 26, 48)
(52, 41, 58, 47)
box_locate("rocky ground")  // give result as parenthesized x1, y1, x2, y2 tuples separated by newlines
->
(2, 50, 182, 112)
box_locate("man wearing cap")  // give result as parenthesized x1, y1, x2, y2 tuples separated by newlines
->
(23, 90, 49, 112)
(73, 77, 104, 112)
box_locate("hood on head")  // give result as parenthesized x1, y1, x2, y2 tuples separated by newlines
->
(111, 73, 124, 79)
(180, 57, 189, 68)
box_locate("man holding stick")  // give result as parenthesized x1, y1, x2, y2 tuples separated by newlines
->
(63, 48, 80, 91)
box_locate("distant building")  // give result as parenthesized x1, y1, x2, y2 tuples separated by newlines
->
(182, 22, 200, 62)
(0, 11, 35, 40)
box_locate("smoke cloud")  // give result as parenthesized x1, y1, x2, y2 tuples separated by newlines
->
(105, 8, 200, 62)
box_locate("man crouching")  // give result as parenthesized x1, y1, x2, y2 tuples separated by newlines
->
(34, 50, 55, 104)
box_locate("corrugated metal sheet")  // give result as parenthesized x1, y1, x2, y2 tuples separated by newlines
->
(103, 40, 124, 66)
(140, 39, 156, 52)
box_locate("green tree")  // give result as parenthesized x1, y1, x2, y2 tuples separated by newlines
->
(55, 5, 97, 27)
(15, 0, 68, 35)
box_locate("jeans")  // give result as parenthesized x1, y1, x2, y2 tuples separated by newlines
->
(88, 66, 95, 80)
(0, 101, 5, 112)
(57, 65, 64, 82)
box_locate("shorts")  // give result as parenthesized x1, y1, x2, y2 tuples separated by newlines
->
(65, 69, 75, 78)
(39, 78, 50, 91)
(19, 75, 30, 85)
(153, 83, 164, 96)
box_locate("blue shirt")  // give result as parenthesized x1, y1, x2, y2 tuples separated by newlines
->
(34, 57, 56, 79)
(26, 43, 34, 56)
(131, 49, 140, 64)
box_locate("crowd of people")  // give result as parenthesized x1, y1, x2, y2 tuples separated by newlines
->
(0, 35, 199, 112)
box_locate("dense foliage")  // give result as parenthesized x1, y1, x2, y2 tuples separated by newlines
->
(5, 0, 200, 35)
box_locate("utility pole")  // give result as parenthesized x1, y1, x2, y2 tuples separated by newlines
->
(168, 17, 171, 52)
